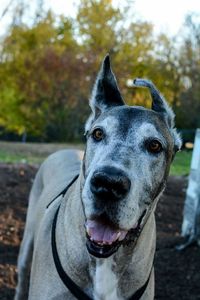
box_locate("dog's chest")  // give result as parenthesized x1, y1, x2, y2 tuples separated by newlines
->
(92, 258, 122, 300)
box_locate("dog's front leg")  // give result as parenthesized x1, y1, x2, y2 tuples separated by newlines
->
(14, 228, 33, 300)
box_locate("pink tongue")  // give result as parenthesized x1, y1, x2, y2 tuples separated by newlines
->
(86, 219, 127, 245)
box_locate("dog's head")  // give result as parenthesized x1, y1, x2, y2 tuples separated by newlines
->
(82, 55, 181, 258)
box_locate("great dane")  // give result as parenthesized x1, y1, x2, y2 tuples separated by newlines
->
(15, 55, 181, 300)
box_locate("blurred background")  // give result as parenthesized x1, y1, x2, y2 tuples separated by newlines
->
(0, 0, 198, 174)
(0, 0, 199, 144)
(0, 2, 200, 299)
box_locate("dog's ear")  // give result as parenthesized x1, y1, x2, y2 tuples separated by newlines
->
(91, 55, 124, 111)
(85, 55, 124, 132)
(133, 78, 182, 151)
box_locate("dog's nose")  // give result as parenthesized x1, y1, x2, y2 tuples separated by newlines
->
(90, 167, 131, 201)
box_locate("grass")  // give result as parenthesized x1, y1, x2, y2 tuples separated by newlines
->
(170, 150, 192, 176)
(0, 142, 192, 176)
(0, 141, 84, 164)
(0, 150, 43, 164)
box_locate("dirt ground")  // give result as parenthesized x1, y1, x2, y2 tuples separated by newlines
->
(0, 163, 200, 300)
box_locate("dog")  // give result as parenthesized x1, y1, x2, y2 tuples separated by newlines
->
(15, 55, 181, 300)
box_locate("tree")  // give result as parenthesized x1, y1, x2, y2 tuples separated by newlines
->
(0, 12, 81, 139)
(1, 1, 199, 142)
(175, 13, 200, 129)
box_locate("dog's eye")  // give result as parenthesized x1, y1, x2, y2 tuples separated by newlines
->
(147, 140, 162, 153)
(92, 128, 104, 141)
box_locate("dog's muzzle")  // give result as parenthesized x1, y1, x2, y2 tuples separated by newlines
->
(85, 166, 132, 258)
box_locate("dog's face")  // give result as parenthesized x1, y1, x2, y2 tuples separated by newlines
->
(82, 56, 181, 258)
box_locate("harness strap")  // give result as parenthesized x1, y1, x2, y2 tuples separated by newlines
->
(51, 200, 153, 300)
(52, 205, 93, 300)
(46, 174, 79, 209)
(128, 266, 153, 300)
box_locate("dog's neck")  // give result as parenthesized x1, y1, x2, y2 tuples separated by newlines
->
(55, 173, 156, 299)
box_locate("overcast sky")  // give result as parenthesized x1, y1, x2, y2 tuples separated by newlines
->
(47, 0, 200, 34)
(1, 0, 200, 36)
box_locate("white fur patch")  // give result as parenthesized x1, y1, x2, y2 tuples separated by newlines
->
(134, 122, 165, 144)
(93, 258, 121, 300)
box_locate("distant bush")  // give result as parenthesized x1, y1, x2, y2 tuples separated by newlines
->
(178, 129, 196, 145)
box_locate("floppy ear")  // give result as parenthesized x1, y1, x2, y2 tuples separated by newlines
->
(133, 78, 182, 151)
(85, 55, 124, 132)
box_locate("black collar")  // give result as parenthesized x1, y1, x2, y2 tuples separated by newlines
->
(50, 175, 153, 300)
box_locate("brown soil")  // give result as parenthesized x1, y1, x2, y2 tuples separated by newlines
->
(0, 163, 199, 300)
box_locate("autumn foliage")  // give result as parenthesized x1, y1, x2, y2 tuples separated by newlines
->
(0, 1, 199, 141)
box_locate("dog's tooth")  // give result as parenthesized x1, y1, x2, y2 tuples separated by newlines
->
(116, 232, 121, 240)
(86, 225, 93, 238)
(96, 241, 104, 246)
(118, 231, 128, 241)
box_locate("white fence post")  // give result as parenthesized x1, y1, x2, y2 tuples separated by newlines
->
(180, 129, 200, 249)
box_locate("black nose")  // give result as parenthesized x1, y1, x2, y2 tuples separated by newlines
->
(90, 167, 131, 201)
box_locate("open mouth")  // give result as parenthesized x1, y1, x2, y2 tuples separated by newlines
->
(85, 210, 148, 258)
(85, 216, 139, 258)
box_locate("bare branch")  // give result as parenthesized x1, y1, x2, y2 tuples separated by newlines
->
(0, 0, 15, 21)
